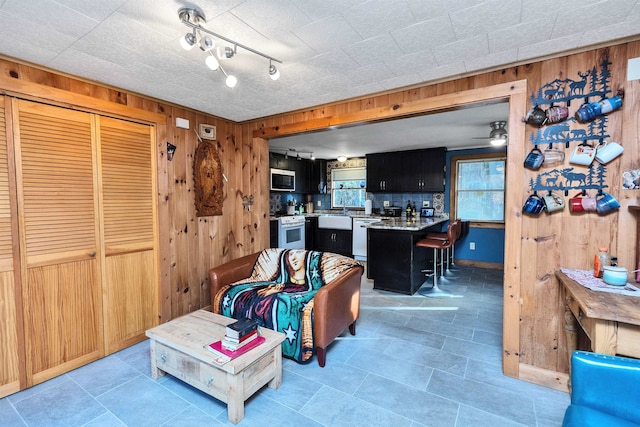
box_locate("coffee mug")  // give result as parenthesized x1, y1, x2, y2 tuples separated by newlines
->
(595, 141, 624, 164)
(546, 106, 569, 124)
(524, 147, 544, 170)
(570, 144, 596, 166)
(569, 192, 596, 213)
(543, 192, 565, 213)
(543, 149, 565, 166)
(596, 191, 620, 215)
(523, 193, 544, 215)
(525, 106, 547, 127)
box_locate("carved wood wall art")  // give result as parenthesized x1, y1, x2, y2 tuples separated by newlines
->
(194, 141, 224, 216)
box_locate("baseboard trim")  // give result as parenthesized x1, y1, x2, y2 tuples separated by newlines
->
(455, 259, 504, 270)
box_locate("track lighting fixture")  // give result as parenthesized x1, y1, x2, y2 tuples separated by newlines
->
(178, 7, 282, 88)
(274, 148, 315, 160)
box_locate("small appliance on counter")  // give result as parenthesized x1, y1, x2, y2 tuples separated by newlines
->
(421, 207, 435, 217)
(383, 206, 402, 217)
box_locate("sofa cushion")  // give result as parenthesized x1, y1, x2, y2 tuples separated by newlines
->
(212, 249, 361, 362)
(563, 405, 640, 427)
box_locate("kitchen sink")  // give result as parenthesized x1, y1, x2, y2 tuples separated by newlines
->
(317, 215, 352, 230)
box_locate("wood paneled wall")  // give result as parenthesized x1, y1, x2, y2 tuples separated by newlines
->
(243, 41, 640, 389)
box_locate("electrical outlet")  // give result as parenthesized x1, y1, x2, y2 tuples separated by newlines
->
(422, 200, 430, 207)
(469, 242, 476, 250)
(383, 201, 390, 207)
(317, 200, 321, 207)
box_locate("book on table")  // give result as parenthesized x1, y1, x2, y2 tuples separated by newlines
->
(207, 335, 266, 364)
(226, 317, 259, 339)
(222, 330, 258, 351)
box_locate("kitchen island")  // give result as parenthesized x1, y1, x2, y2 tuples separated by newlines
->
(366, 216, 449, 294)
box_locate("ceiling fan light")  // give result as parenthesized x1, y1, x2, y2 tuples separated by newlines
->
(490, 136, 507, 146)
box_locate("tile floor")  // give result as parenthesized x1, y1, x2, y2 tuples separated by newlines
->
(0, 265, 570, 426)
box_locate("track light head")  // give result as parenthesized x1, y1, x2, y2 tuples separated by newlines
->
(180, 32, 197, 50)
(199, 36, 214, 52)
(225, 74, 237, 88)
(217, 46, 235, 60)
(205, 54, 220, 71)
(269, 63, 280, 80)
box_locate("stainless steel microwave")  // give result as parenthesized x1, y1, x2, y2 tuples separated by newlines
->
(270, 168, 295, 191)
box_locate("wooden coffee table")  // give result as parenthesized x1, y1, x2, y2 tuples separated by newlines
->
(145, 310, 285, 424)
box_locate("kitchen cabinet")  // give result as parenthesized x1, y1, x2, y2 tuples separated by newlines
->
(315, 228, 352, 257)
(304, 216, 317, 250)
(400, 148, 446, 192)
(308, 159, 327, 194)
(366, 152, 400, 192)
(269, 152, 327, 194)
(368, 228, 433, 294)
(367, 148, 446, 193)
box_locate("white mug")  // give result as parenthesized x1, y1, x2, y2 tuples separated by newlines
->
(570, 144, 596, 166)
(595, 141, 624, 164)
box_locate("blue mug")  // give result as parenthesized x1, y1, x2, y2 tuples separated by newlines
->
(596, 191, 620, 215)
(524, 147, 544, 170)
(523, 193, 544, 215)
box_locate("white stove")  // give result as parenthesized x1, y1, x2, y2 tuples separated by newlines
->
(277, 215, 305, 249)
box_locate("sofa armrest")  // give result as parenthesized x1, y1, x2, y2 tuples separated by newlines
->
(209, 252, 260, 304)
(312, 264, 364, 349)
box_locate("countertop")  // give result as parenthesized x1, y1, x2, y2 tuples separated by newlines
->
(365, 215, 448, 231)
(270, 211, 450, 232)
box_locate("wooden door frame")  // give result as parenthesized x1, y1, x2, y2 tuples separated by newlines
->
(253, 81, 528, 379)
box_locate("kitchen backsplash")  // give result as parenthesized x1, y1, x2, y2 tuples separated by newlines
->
(270, 191, 444, 215)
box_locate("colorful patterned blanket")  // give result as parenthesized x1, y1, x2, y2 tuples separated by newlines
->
(212, 249, 361, 363)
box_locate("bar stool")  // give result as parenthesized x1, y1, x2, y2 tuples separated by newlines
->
(426, 219, 461, 277)
(416, 220, 459, 297)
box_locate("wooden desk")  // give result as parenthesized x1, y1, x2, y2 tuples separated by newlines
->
(556, 270, 640, 361)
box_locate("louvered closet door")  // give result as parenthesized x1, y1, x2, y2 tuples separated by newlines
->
(0, 96, 20, 397)
(14, 100, 102, 386)
(98, 116, 157, 354)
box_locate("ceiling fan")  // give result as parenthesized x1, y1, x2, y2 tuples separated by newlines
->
(473, 121, 508, 146)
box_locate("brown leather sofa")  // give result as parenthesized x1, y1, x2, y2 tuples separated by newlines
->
(209, 249, 364, 367)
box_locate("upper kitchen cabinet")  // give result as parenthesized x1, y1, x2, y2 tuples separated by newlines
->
(269, 152, 326, 194)
(367, 148, 446, 193)
(366, 152, 400, 192)
(400, 148, 446, 192)
(308, 159, 327, 194)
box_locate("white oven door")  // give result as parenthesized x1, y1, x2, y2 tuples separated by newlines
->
(279, 224, 305, 249)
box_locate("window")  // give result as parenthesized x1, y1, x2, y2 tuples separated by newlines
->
(331, 167, 366, 208)
(452, 155, 505, 223)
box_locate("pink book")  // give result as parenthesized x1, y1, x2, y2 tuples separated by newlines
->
(207, 336, 265, 360)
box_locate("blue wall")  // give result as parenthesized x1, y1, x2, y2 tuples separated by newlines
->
(445, 146, 507, 265)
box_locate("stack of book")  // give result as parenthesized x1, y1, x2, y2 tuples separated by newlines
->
(207, 317, 265, 365)
(223, 317, 260, 350)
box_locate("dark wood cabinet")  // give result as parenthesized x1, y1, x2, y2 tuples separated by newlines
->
(367, 228, 432, 294)
(367, 148, 446, 193)
(304, 216, 316, 250)
(308, 159, 327, 194)
(315, 228, 352, 256)
(269, 152, 327, 194)
(400, 148, 446, 192)
(366, 152, 400, 192)
(270, 219, 278, 248)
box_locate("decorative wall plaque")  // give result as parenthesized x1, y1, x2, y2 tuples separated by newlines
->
(194, 141, 224, 216)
